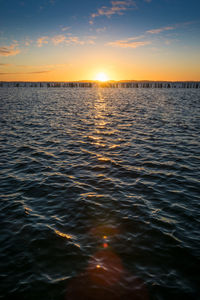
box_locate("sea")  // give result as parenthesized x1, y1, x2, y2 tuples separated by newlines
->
(0, 87, 199, 300)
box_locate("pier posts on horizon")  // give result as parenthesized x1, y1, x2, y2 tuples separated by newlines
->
(0, 81, 199, 88)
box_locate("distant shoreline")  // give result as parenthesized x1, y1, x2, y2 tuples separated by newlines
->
(0, 81, 200, 88)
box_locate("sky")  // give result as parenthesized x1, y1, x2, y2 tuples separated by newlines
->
(0, 0, 200, 81)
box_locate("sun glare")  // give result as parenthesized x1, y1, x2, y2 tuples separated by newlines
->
(95, 72, 109, 82)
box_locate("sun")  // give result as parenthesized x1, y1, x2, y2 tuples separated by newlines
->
(95, 72, 109, 82)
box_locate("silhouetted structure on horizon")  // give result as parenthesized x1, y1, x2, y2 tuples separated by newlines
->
(0, 81, 200, 88)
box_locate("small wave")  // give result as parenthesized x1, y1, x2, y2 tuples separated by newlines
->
(0, 87, 199, 300)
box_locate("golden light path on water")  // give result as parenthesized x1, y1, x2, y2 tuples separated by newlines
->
(63, 88, 149, 300)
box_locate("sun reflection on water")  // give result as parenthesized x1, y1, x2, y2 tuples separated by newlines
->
(65, 89, 149, 299)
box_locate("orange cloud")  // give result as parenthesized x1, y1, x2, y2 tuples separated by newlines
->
(24, 39, 32, 46)
(147, 26, 175, 34)
(51, 34, 66, 45)
(0, 44, 20, 56)
(91, 0, 136, 20)
(37, 34, 94, 47)
(28, 70, 52, 74)
(66, 36, 84, 45)
(0, 63, 12, 66)
(107, 39, 151, 48)
(0, 70, 51, 75)
(61, 26, 71, 32)
(37, 36, 48, 47)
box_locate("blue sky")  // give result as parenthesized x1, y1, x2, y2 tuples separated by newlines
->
(0, 0, 200, 81)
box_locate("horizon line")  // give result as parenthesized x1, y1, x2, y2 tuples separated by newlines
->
(1, 80, 200, 83)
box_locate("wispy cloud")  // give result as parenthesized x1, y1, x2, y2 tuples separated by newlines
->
(0, 63, 12, 66)
(90, 0, 136, 22)
(107, 20, 193, 50)
(147, 21, 198, 35)
(25, 41, 31, 46)
(51, 34, 95, 46)
(37, 36, 48, 47)
(24, 38, 33, 46)
(84, 35, 97, 44)
(51, 35, 66, 45)
(144, 0, 152, 3)
(0, 73, 14, 75)
(96, 27, 107, 33)
(147, 26, 175, 34)
(0, 44, 20, 56)
(28, 70, 52, 74)
(32, 31, 97, 49)
(107, 37, 151, 48)
(65, 36, 85, 45)
(0, 70, 52, 75)
(61, 26, 71, 32)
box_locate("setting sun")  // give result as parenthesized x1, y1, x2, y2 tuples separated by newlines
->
(95, 72, 109, 82)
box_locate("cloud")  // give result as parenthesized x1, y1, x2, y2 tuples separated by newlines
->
(107, 21, 195, 50)
(61, 26, 70, 32)
(107, 38, 151, 48)
(124, 35, 145, 41)
(165, 40, 171, 45)
(147, 26, 175, 34)
(96, 27, 106, 33)
(85, 35, 97, 44)
(36, 34, 96, 48)
(145, 21, 196, 38)
(0, 44, 20, 56)
(0, 63, 12, 66)
(51, 35, 66, 45)
(0, 73, 14, 75)
(24, 39, 33, 46)
(144, 0, 152, 2)
(51, 34, 93, 46)
(90, 0, 136, 21)
(147, 21, 199, 35)
(66, 36, 84, 45)
(28, 70, 52, 74)
(0, 70, 51, 75)
(37, 36, 48, 47)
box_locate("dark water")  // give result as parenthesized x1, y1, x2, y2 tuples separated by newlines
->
(0, 87, 199, 300)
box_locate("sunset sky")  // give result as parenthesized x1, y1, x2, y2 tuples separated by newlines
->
(0, 0, 200, 81)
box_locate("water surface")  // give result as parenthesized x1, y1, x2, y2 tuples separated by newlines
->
(0, 88, 199, 299)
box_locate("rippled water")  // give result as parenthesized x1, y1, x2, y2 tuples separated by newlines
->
(0, 87, 199, 300)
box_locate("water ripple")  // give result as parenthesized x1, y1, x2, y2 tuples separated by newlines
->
(0, 88, 199, 300)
